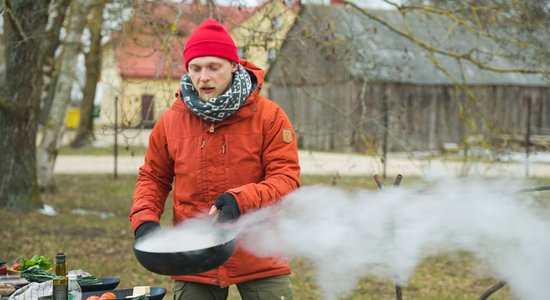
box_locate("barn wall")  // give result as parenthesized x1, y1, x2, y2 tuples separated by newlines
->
(270, 82, 550, 152)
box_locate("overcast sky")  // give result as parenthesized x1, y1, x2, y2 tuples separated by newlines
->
(219, 0, 403, 7)
(0, 0, 400, 36)
(296, 0, 403, 8)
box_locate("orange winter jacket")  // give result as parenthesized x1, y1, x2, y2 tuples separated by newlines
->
(129, 59, 301, 287)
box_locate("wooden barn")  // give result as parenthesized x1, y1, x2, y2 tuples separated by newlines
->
(266, 4, 550, 153)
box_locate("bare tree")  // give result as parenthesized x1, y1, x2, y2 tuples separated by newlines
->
(37, 0, 90, 190)
(0, 0, 50, 209)
(70, 0, 107, 148)
(38, 0, 72, 126)
(346, 0, 550, 76)
(95, 1, 237, 140)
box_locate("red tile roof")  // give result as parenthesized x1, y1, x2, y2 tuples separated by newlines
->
(111, 2, 255, 79)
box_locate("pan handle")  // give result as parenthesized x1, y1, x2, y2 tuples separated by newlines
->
(518, 185, 550, 193)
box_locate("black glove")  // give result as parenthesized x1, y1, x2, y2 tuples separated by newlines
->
(134, 221, 160, 240)
(213, 193, 240, 223)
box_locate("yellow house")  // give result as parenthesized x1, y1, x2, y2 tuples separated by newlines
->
(97, 34, 182, 128)
(231, 0, 299, 74)
(97, 1, 299, 128)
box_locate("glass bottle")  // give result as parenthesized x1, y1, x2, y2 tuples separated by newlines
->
(67, 273, 82, 300)
(53, 252, 68, 300)
(0, 259, 7, 275)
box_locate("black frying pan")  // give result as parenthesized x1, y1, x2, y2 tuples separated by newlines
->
(133, 227, 237, 275)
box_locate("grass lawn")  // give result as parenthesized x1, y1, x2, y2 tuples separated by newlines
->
(2, 174, 548, 299)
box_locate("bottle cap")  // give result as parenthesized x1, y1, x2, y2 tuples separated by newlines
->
(56, 252, 66, 264)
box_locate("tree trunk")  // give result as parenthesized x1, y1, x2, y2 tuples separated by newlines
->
(71, 0, 106, 148)
(39, 0, 72, 126)
(37, 0, 89, 190)
(0, 0, 50, 209)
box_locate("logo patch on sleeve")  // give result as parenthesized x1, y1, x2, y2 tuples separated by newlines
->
(282, 129, 293, 143)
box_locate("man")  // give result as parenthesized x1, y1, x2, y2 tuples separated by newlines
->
(129, 18, 301, 300)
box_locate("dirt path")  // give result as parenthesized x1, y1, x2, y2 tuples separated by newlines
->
(55, 151, 550, 177)
(57, 129, 550, 177)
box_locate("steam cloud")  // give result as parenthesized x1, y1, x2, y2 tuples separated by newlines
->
(237, 176, 550, 300)
(142, 175, 550, 300)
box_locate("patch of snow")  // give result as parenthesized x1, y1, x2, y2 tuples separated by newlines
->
(39, 204, 57, 216)
(71, 208, 114, 219)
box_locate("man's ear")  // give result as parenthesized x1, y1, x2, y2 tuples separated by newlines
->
(231, 62, 238, 73)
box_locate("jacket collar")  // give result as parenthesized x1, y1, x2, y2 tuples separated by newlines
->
(239, 58, 264, 105)
(173, 59, 264, 126)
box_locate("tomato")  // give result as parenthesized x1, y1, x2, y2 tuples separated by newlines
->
(12, 263, 20, 270)
(86, 297, 100, 300)
(99, 292, 117, 299)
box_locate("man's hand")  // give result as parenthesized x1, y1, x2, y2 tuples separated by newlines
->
(134, 221, 160, 240)
(209, 193, 240, 223)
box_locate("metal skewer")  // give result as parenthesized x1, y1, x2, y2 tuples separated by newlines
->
(373, 174, 384, 190)
(392, 174, 403, 300)
(393, 174, 402, 187)
(373, 174, 403, 300)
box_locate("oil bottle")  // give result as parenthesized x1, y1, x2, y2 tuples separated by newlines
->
(52, 252, 68, 300)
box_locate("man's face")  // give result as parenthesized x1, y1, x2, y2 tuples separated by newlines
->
(187, 56, 238, 101)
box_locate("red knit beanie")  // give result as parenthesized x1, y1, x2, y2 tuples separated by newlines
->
(183, 18, 239, 71)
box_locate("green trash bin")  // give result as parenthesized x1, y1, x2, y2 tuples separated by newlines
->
(93, 104, 101, 118)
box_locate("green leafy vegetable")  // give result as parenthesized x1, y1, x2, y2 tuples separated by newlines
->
(17, 255, 52, 271)
(77, 276, 102, 286)
(21, 266, 56, 283)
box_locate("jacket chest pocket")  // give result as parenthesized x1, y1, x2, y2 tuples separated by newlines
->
(167, 136, 202, 201)
(200, 134, 228, 196)
(226, 133, 263, 186)
(168, 136, 201, 173)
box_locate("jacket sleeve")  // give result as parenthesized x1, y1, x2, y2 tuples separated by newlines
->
(129, 115, 175, 232)
(228, 106, 301, 214)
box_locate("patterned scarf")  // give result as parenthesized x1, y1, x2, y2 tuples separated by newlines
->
(180, 64, 253, 122)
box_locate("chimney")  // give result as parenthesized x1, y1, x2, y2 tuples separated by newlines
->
(288, 0, 301, 11)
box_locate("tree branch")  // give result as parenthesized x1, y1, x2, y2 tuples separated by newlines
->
(4, 0, 29, 41)
(478, 281, 507, 300)
(0, 96, 13, 112)
(343, 0, 550, 75)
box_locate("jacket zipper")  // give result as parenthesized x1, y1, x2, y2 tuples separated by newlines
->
(201, 123, 214, 151)
(206, 123, 226, 154)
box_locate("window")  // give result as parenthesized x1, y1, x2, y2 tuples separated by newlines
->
(268, 48, 277, 64)
(238, 47, 247, 58)
(141, 94, 155, 128)
(271, 17, 281, 30)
